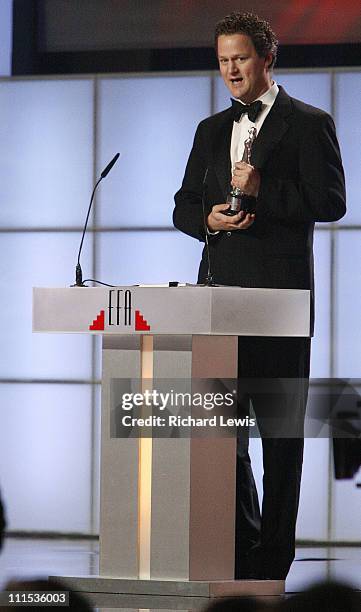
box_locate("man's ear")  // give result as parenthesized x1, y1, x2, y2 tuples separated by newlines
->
(265, 53, 273, 70)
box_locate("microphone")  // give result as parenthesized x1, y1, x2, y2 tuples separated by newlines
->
(201, 168, 215, 286)
(74, 153, 120, 287)
(101, 153, 120, 179)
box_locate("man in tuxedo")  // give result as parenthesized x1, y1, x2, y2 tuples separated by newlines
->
(173, 13, 346, 580)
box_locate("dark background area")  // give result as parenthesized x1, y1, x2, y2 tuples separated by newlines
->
(12, 0, 361, 75)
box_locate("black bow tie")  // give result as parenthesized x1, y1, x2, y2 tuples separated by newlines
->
(231, 99, 263, 123)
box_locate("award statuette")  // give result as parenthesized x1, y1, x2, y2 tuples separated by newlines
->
(223, 126, 257, 216)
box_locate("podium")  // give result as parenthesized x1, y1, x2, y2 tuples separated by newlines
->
(33, 285, 310, 603)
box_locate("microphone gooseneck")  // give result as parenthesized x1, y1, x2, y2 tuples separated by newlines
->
(74, 153, 120, 287)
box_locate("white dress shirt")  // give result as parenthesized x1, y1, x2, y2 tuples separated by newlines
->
(230, 81, 279, 170)
(207, 82, 279, 235)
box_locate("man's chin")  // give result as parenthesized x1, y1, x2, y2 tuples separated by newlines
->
(230, 85, 248, 101)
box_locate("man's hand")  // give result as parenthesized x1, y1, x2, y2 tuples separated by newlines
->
(207, 203, 255, 232)
(232, 162, 260, 197)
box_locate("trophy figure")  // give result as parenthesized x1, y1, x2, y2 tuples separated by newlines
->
(223, 126, 257, 216)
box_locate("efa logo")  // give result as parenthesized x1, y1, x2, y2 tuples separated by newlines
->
(89, 289, 150, 331)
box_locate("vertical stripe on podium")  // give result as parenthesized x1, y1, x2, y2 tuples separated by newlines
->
(138, 335, 153, 579)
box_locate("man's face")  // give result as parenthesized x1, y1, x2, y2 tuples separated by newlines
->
(217, 33, 272, 103)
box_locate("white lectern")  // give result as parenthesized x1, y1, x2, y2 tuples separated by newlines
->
(33, 285, 310, 603)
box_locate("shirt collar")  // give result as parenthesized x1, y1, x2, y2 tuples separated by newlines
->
(257, 81, 279, 107)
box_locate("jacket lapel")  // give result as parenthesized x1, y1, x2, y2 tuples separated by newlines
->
(251, 86, 293, 169)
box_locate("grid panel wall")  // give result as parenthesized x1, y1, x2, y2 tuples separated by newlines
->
(334, 72, 361, 225)
(0, 69, 358, 538)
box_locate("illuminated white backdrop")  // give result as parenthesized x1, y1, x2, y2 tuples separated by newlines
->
(0, 69, 360, 540)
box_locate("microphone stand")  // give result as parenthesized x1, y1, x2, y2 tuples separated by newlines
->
(73, 153, 120, 287)
(201, 168, 215, 286)
(75, 177, 102, 287)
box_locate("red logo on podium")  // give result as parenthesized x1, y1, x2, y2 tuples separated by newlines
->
(135, 310, 150, 331)
(89, 310, 105, 331)
(89, 303, 150, 331)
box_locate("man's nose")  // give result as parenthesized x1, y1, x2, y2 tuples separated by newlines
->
(228, 60, 239, 74)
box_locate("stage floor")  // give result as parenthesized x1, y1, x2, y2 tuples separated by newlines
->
(0, 537, 360, 608)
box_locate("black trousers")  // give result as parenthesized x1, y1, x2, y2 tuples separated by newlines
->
(235, 336, 311, 580)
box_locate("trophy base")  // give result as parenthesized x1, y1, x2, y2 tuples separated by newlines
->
(225, 193, 257, 216)
(222, 209, 239, 217)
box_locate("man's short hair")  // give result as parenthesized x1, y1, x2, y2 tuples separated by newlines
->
(215, 12, 278, 70)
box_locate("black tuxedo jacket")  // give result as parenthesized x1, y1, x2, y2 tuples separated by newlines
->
(174, 86, 346, 326)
